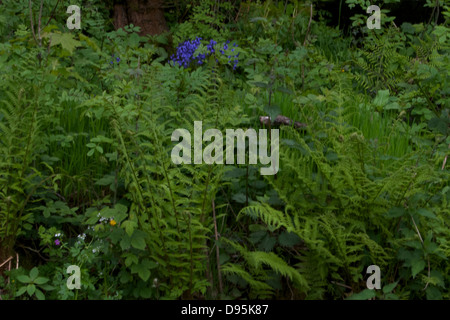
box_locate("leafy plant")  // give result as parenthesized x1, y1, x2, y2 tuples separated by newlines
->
(14, 267, 54, 300)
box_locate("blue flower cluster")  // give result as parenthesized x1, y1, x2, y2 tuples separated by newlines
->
(170, 38, 239, 70)
(110, 54, 120, 65)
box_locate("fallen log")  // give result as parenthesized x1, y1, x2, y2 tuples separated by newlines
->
(259, 115, 307, 129)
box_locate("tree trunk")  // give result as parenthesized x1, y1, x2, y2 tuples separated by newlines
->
(114, 0, 168, 36)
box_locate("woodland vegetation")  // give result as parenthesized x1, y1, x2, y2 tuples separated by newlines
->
(0, 0, 449, 300)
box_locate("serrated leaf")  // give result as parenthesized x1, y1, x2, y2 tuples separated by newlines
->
(411, 259, 426, 278)
(232, 193, 247, 204)
(131, 234, 146, 250)
(428, 117, 449, 135)
(278, 231, 301, 247)
(131, 263, 151, 282)
(120, 236, 131, 250)
(249, 230, 266, 244)
(141, 259, 158, 270)
(259, 235, 276, 252)
(122, 220, 137, 237)
(125, 254, 139, 267)
(426, 286, 442, 300)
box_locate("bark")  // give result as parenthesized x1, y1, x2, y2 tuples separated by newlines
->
(113, 0, 168, 36)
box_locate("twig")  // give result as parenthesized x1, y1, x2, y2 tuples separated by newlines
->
(410, 215, 431, 290)
(29, 0, 38, 45)
(303, 3, 313, 47)
(0, 256, 13, 268)
(212, 199, 223, 295)
(18, 244, 49, 261)
(38, 0, 43, 46)
(44, 0, 61, 29)
(331, 281, 353, 290)
(411, 215, 423, 243)
(442, 144, 449, 170)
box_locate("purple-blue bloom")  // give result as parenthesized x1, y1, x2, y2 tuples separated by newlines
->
(170, 37, 239, 70)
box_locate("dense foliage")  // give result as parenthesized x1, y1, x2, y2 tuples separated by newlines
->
(0, 0, 449, 300)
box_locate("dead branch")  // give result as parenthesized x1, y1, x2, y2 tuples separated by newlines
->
(260, 115, 307, 129)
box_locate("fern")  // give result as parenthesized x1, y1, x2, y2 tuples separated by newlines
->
(0, 82, 44, 257)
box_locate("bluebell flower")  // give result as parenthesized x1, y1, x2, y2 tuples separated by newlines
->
(170, 37, 239, 70)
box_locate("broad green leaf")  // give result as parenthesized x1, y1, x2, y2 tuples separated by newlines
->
(33, 277, 49, 285)
(416, 208, 437, 219)
(125, 254, 139, 267)
(122, 220, 138, 237)
(131, 233, 146, 250)
(131, 263, 151, 282)
(27, 284, 36, 296)
(384, 293, 399, 300)
(373, 90, 390, 107)
(382, 282, 398, 294)
(35, 288, 45, 300)
(40, 284, 55, 291)
(120, 235, 131, 251)
(16, 275, 31, 284)
(347, 289, 376, 300)
(96, 174, 115, 186)
(141, 259, 158, 270)
(87, 149, 95, 157)
(49, 32, 82, 54)
(264, 104, 281, 122)
(29, 267, 39, 281)
(15, 286, 27, 297)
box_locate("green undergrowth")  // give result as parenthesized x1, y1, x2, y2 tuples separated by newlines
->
(0, 0, 449, 300)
